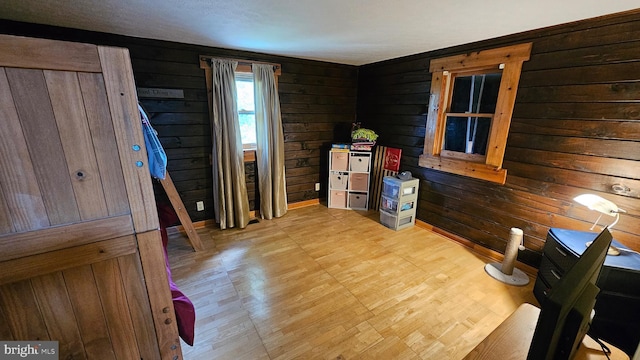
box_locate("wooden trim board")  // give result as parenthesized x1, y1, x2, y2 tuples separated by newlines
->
(416, 219, 538, 276)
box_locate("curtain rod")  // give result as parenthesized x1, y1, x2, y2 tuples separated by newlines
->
(199, 56, 281, 71)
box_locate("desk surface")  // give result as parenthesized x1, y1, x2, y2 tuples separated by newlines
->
(464, 303, 629, 360)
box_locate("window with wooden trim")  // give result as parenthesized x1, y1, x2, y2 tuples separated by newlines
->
(419, 43, 532, 184)
(199, 58, 281, 161)
(235, 71, 257, 149)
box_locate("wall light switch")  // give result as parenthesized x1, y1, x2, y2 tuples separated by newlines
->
(196, 201, 204, 211)
(315, 183, 320, 191)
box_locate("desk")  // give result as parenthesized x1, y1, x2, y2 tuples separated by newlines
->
(464, 303, 629, 360)
(535, 228, 640, 355)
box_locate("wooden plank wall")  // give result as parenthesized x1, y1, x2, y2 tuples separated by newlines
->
(0, 20, 358, 223)
(358, 10, 640, 266)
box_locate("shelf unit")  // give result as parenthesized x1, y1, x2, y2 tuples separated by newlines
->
(379, 176, 419, 230)
(328, 149, 372, 210)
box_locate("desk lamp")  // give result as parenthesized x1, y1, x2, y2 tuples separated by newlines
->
(573, 194, 626, 256)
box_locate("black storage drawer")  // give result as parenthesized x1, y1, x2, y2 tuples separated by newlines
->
(533, 275, 550, 301)
(537, 254, 564, 289)
(545, 228, 581, 270)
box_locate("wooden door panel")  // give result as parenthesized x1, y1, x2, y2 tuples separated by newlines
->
(0, 188, 11, 237)
(0, 34, 179, 359)
(4, 67, 80, 227)
(137, 230, 182, 358)
(64, 265, 117, 360)
(0, 35, 102, 72)
(118, 253, 162, 359)
(0, 68, 50, 232)
(45, 70, 109, 221)
(78, 72, 130, 217)
(0, 304, 13, 340)
(0, 232, 136, 286)
(0, 40, 158, 232)
(0, 249, 161, 359)
(31, 272, 85, 358)
(92, 258, 142, 359)
(0, 280, 50, 341)
(98, 46, 159, 233)
(0, 215, 134, 264)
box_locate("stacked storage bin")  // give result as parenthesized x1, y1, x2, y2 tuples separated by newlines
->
(328, 149, 372, 209)
(379, 176, 419, 230)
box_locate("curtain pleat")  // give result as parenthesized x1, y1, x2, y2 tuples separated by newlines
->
(253, 64, 287, 219)
(210, 59, 250, 229)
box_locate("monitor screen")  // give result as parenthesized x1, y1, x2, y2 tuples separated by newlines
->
(527, 228, 613, 360)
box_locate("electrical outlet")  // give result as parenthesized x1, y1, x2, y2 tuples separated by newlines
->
(196, 201, 204, 211)
(315, 183, 320, 191)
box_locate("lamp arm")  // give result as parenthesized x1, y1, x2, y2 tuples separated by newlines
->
(589, 213, 604, 231)
(606, 212, 620, 230)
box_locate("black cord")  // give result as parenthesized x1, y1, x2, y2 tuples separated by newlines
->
(592, 336, 612, 360)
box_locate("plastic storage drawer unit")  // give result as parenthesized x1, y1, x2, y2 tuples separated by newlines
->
(379, 176, 419, 230)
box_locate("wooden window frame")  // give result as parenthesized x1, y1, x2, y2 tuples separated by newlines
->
(419, 43, 532, 184)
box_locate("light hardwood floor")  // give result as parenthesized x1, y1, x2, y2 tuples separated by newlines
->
(166, 205, 537, 360)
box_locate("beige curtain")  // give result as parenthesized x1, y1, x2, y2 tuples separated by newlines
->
(253, 64, 287, 219)
(210, 59, 250, 229)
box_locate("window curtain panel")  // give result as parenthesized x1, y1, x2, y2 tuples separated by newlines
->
(210, 59, 250, 229)
(253, 64, 287, 219)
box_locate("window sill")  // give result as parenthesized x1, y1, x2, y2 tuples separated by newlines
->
(244, 149, 256, 162)
(419, 153, 507, 184)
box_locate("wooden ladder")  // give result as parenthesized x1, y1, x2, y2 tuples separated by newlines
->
(160, 172, 205, 251)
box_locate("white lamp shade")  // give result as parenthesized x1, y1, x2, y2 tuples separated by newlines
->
(573, 194, 619, 217)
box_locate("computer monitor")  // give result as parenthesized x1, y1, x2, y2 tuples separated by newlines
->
(527, 228, 613, 360)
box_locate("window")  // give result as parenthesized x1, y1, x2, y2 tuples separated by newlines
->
(419, 43, 532, 184)
(199, 57, 282, 163)
(443, 71, 501, 157)
(235, 71, 256, 149)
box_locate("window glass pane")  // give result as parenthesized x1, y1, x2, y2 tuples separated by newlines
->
(443, 116, 491, 155)
(450, 72, 502, 114)
(235, 73, 256, 145)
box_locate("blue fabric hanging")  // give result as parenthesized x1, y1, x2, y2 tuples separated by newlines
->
(139, 104, 167, 180)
